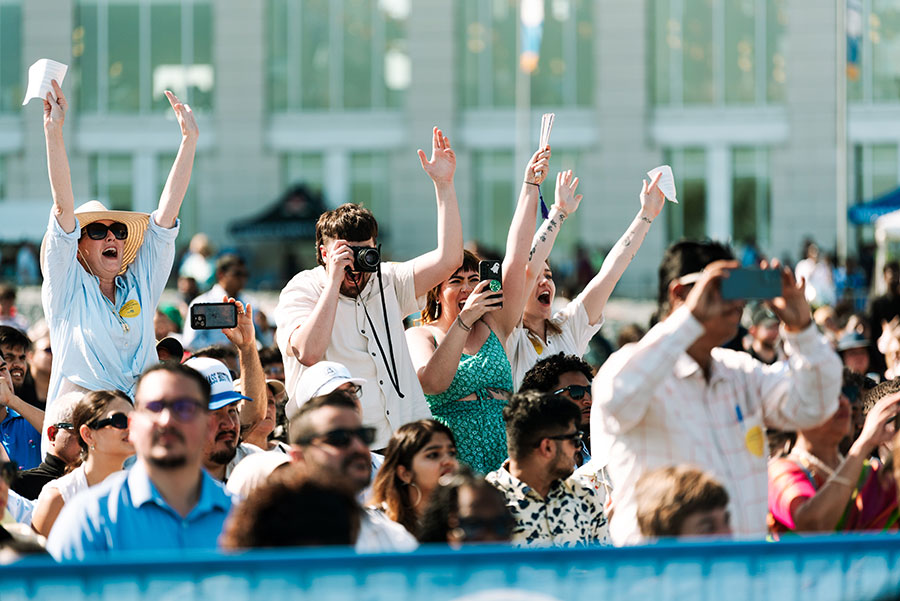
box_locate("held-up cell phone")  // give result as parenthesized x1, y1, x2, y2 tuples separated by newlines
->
(720, 268, 781, 301)
(190, 302, 237, 330)
(479, 260, 503, 308)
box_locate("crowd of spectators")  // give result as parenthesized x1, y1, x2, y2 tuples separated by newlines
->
(0, 79, 897, 565)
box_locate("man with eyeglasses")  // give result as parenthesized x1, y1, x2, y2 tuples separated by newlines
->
(182, 254, 257, 351)
(46, 362, 233, 560)
(288, 389, 417, 553)
(486, 391, 608, 547)
(593, 240, 841, 546)
(13, 391, 83, 500)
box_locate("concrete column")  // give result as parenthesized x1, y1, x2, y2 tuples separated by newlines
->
(206, 0, 278, 242)
(769, 0, 838, 261)
(389, 0, 456, 260)
(592, 0, 663, 298)
(706, 144, 732, 241)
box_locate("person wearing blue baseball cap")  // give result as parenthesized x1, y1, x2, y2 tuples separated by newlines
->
(185, 356, 261, 482)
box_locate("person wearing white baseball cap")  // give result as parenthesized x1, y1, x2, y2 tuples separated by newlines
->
(185, 356, 261, 482)
(39, 79, 198, 458)
(286, 361, 366, 422)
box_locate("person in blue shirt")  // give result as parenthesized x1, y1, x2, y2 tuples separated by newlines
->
(39, 79, 198, 429)
(0, 359, 43, 470)
(46, 362, 233, 560)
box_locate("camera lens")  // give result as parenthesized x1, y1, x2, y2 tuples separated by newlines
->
(351, 246, 380, 272)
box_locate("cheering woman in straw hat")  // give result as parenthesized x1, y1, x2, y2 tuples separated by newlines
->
(39, 79, 197, 410)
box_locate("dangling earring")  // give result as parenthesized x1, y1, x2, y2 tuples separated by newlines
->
(90, 444, 95, 451)
(434, 302, 441, 319)
(408, 482, 423, 507)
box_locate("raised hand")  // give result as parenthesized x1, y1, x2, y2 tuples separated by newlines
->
(458, 279, 503, 328)
(43, 80, 67, 129)
(165, 90, 199, 141)
(855, 391, 900, 454)
(763, 259, 812, 331)
(640, 171, 665, 220)
(221, 297, 255, 349)
(683, 260, 742, 328)
(418, 127, 456, 185)
(524, 146, 551, 186)
(323, 239, 356, 286)
(554, 170, 582, 216)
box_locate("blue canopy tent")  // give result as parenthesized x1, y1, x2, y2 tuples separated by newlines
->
(848, 186, 900, 224)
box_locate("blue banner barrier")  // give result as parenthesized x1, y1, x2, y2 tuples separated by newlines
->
(1, 533, 899, 600)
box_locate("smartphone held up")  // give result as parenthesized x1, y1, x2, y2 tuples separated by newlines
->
(719, 268, 781, 301)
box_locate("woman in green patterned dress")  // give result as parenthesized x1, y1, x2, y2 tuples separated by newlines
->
(406, 148, 552, 473)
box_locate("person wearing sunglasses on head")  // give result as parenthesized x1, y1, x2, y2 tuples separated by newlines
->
(31, 390, 134, 537)
(485, 391, 608, 547)
(287, 389, 417, 553)
(39, 79, 198, 454)
(46, 363, 233, 560)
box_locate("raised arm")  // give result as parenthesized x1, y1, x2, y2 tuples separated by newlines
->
(221, 298, 266, 428)
(576, 172, 665, 325)
(287, 239, 354, 366)
(509, 165, 578, 328)
(154, 91, 198, 229)
(0, 370, 44, 433)
(490, 148, 551, 339)
(407, 280, 502, 395)
(411, 127, 463, 298)
(43, 80, 76, 233)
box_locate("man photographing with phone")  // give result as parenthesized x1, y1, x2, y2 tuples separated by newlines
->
(592, 240, 841, 545)
(275, 127, 463, 451)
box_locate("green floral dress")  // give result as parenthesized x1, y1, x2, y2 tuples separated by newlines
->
(425, 329, 513, 474)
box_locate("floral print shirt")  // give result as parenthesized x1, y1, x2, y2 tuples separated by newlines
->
(486, 462, 609, 547)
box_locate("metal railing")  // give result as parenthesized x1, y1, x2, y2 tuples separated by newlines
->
(2, 533, 900, 600)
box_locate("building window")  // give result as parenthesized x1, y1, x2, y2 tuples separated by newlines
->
(267, 0, 409, 112)
(90, 154, 133, 210)
(158, 152, 199, 237)
(350, 152, 390, 237)
(664, 148, 707, 242)
(855, 143, 898, 202)
(0, 1, 21, 113)
(458, 0, 594, 108)
(653, 0, 787, 106)
(282, 153, 325, 197)
(74, 0, 213, 114)
(471, 151, 514, 251)
(0, 155, 6, 199)
(732, 147, 771, 248)
(849, 0, 900, 103)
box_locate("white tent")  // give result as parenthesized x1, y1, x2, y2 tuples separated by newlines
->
(873, 208, 900, 294)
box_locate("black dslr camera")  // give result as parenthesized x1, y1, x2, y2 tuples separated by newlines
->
(348, 246, 380, 272)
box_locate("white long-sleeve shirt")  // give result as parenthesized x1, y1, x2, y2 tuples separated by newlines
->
(591, 306, 841, 545)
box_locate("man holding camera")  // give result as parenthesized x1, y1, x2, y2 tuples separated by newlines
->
(592, 240, 841, 545)
(275, 127, 462, 450)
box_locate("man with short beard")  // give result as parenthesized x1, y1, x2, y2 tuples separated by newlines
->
(47, 362, 233, 560)
(185, 356, 259, 482)
(288, 389, 417, 552)
(486, 391, 608, 547)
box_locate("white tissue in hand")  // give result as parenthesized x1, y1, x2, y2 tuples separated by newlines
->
(22, 59, 68, 106)
(647, 165, 678, 203)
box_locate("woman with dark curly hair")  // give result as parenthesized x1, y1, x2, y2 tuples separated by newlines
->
(371, 419, 458, 535)
(31, 390, 134, 536)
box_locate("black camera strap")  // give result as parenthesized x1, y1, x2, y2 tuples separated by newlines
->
(351, 259, 404, 398)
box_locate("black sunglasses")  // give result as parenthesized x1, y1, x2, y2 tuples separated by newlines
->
(841, 385, 860, 404)
(83, 221, 128, 241)
(0, 461, 18, 486)
(89, 412, 129, 430)
(552, 384, 591, 400)
(54, 422, 74, 431)
(141, 398, 207, 422)
(535, 430, 584, 447)
(302, 427, 376, 448)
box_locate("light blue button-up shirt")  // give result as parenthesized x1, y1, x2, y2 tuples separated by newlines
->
(41, 211, 179, 405)
(46, 460, 233, 561)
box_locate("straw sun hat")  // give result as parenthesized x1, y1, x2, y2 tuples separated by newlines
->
(72, 201, 150, 274)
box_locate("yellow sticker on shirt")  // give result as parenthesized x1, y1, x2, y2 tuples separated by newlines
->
(119, 299, 141, 319)
(745, 425, 764, 457)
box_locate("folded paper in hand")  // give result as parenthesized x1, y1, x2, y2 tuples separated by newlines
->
(22, 59, 68, 106)
(647, 165, 678, 203)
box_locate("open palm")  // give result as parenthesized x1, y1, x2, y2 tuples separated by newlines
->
(418, 127, 456, 184)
